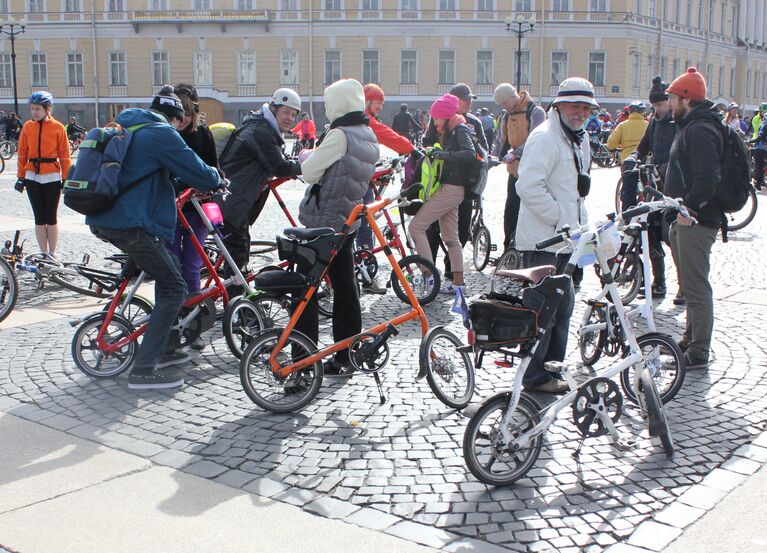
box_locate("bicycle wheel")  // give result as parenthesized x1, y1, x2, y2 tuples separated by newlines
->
(493, 246, 523, 274)
(613, 251, 642, 305)
(472, 225, 492, 272)
(252, 294, 292, 329)
(419, 327, 474, 409)
(391, 254, 440, 306)
(102, 294, 153, 327)
(0, 155, 5, 174)
(725, 185, 758, 232)
(620, 333, 685, 405)
(640, 369, 675, 458)
(578, 304, 606, 366)
(71, 313, 136, 378)
(614, 177, 623, 213)
(223, 296, 266, 359)
(49, 264, 112, 298)
(463, 392, 542, 486)
(239, 328, 323, 413)
(0, 141, 12, 160)
(317, 278, 333, 318)
(0, 257, 18, 323)
(250, 240, 278, 256)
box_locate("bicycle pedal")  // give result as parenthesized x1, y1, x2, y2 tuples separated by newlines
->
(613, 438, 636, 452)
(490, 245, 498, 251)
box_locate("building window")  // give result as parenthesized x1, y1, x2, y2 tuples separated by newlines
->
(324, 0, 340, 9)
(697, 0, 703, 28)
(439, 0, 455, 10)
(754, 70, 760, 98)
(194, 50, 212, 86)
(151, 51, 169, 86)
(31, 52, 47, 87)
(731, 3, 737, 36)
(324, 50, 341, 84)
(193, 0, 210, 9)
(401, 0, 417, 9)
(401, 49, 417, 84)
(281, 49, 298, 84)
(514, 0, 531, 11)
(686, 0, 691, 25)
(514, 50, 531, 85)
(633, 53, 642, 88)
(730, 66, 735, 97)
(438, 50, 455, 84)
(590, 0, 606, 11)
(718, 65, 724, 95)
(674, 0, 680, 22)
(28, 0, 44, 12)
(108, 51, 126, 86)
(551, 51, 568, 86)
(362, 0, 378, 10)
(66, 51, 83, 87)
(476, 50, 493, 85)
(64, 0, 81, 11)
(551, 0, 569, 11)
(148, 0, 167, 9)
(672, 57, 679, 78)
(362, 49, 379, 84)
(648, 0, 655, 18)
(281, 0, 297, 9)
(636, 0, 643, 15)
(746, 69, 751, 98)
(238, 50, 256, 85)
(108, 0, 124, 10)
(589, 52, 605, 87)
(719, 0, 726, 34)
(0, 53, 11, 88)
(237, 0, 253, 7)
(477, 0, 492, 11)
(0, 0, 8, 11)
(659, 56, 666, 80)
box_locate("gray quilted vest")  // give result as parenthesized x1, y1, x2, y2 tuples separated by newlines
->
(298, 125, 378, 232)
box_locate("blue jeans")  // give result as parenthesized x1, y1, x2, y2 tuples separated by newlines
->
(521, 250, 574, 387)
(91, 226, 187, 371)
(355, 187, 375, 249)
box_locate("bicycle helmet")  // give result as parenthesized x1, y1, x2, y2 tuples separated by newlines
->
(628, 100, 646, 113)
(271, 88, 301, 111)
(28, 91, 53, 107)
(150, 85, 185, 122)
(727, 102, 739, 111)
(760, 102, 767, 112)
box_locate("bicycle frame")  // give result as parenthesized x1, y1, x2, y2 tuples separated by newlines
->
(364, 164, 410, 259)
(266, 195, 430, 379)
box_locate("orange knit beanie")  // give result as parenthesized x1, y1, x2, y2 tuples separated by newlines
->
(667, 67, 707, 102)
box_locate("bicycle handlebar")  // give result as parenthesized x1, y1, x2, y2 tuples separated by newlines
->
(535, 233, 567, 250)
(619, 204, 653, 221)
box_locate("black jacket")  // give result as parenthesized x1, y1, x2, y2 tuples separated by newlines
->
(434, 123, 477, 187)
(180, 124, 218, 168)
(664, 101, 724, 229)
(633, 111, 675, 178)
(392, 111, 421, 136)
(218, 109, 301, 227)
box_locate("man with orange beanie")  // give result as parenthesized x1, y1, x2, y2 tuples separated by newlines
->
(664, 67, 723, 371)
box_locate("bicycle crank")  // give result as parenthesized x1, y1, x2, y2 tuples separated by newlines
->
(572, 377, 623, 438)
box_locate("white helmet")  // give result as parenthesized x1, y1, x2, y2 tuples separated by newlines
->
(271, 88, 301, 111)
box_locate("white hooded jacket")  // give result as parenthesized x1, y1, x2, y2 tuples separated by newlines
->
(514, 110, 590, 253)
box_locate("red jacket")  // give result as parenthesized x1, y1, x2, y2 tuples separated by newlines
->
(368, 116, 413, 155)
(291, 119, 316, 140)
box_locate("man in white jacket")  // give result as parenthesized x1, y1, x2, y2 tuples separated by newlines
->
(515, 77, 596, 394)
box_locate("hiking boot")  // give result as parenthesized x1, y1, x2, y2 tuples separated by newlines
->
(683, 351, 709, 370)
(323, 358, 355, 378)
(524, 377, 568, 395)
(362, 277, 387, 295)
(673, 293, 686, 306)
(128, 367, 184, 390)
(157, 351, 191, 368)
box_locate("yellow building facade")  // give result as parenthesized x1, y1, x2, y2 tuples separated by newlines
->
(1, 0, 765, 125)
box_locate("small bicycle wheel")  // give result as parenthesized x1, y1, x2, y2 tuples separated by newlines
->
(0, 257, 19, 323)
(354, 248, 379, 284)
(49, 264, 111, 298)
(493, 246, 523, 274)
(614, 177, 623, 213)
(252, 294, 292, 329)
(472, 226, 492, 272)
(578, 304, 606, 366)
(419, 327, 475, 409)
(640, 369, 675, 458)
(239, 328, 323, 413)
(250, 240, 278, 256)
(613, 251, 642, 305)
(71, 313, 136, 378)
(317, 278, 333, 318)
(102, 294, 153, 327)
(463, 393, 542, 486)
(620, 333, 685, 405)
(391, 254, 440, 306)
(0, 155, 6, 174)
(725, 185, 758, 232)
(0, 141, 12, 160)
(223, 296, 266, 359)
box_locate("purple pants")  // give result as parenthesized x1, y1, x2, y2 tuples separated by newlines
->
(169, 210, 210, 293)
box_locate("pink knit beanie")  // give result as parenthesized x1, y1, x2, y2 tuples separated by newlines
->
(430, 94, 460, 120)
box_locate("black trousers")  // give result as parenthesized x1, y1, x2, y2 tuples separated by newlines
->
(503, 174, 520, 250)
(754, 149, 767, 189)
(294, 233, 361, 364)
(426, 196, 472, 277)
(221, 189, 271, 272)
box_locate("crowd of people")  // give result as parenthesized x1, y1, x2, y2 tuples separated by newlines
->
(7, 64, 745, 392)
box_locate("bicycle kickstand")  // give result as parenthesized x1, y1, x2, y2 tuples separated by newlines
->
(373, 373, 386, 405)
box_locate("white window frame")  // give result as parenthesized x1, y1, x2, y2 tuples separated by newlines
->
(193, 0, 210, 9)
(551, 50, 568, 86)
(514, 0, 532, 11)
(148, 0, 168, 9)
(151, 50, 170, 86)
(107, 50, 126, 87)
(514, 50, 531, 86)
(0, 53, 12, 89)
(324, 49, 341, 84)
(476, 49, 493, 85)
(729, 66, 736, 97)
(324, 0, 341, 9)
(476, 0, 493, 12)
(400, 0, 418, 10)
(589, 0, 607, 12)
(551, 0, 569, 11)
(62, 0, 81, 12)
(66, 51, 84, 87)
(193, 50, 213, 87)
(362, 49, 379, 84)
(438, 49, 455, 85)
(106, 0, 124, 10)
(236, 0, 254, 8)
(361, 0, 379, 10)
(30, 52, 48, 87)
(280, 49, 299, 85)
(28, 0, 45, 12)
(588, 51, 606, 87)
(400, 49, 417, 84)
(237, 49, 257, 85)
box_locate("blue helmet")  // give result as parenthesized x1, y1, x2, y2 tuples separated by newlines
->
(28, 91, 54, 107)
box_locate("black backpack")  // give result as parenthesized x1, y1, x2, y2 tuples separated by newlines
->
(716, 123, 752, 214)
(465, 132, 489, 199)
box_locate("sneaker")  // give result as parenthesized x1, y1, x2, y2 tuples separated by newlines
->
(683, 351, 709, 370)
(439, 282, 465, 295)
(190, 337, 206, 351)
(361, 277, 387, 295)
(323, 358, 355, 378)
(673, 294, 686, 306)
(524, 377, 568, 395)
(677, 339, 689, 352)
(128, 367, 184, 390)
(157, 351, 191, 368)
(652, 282, 667, 297)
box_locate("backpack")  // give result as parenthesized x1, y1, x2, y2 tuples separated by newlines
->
(465, 133, 488, 199)
(209, 122, 236, 160)
(63, 123, 158, 216)
(716, 124, 752, 215)
(401, 149, 425, 192)
(418, 144, 444, 202)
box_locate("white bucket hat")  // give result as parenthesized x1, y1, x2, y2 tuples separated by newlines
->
(552, 77, 599, 108)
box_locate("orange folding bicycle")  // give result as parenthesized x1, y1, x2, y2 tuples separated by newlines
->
(237, 185, 475, 413)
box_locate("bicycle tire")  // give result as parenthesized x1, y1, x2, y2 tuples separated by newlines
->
(0, 257, 19, 323)
(251, 294, 292, 329)
(463, 392, 542, 486)
(419, 327, 475, 409)
(640, 369, 675, 458)
(725, 185, 758, 232)
(239, 328, 323, 413)
(71, 313, 136, 378)
(223, 296, 267, 359)
(0, 155, 5, 174)
(578, 304, 606, 366)
(101, 294, 153, 327)
(317, 278, 333, 318)
(614, 177, 623, 213)
(614, 251, 642, 305)
(49, 263, 112, 298)
(493, 247, 523, 274)
(0, 141, 13, 160)
(620, 332, 685, 405)
(391, 254, 440, 306)
(250, 240, 278, 256)
(472, 226, 492, 272)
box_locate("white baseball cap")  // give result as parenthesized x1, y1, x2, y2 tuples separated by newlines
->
(552, 77, 599, 108)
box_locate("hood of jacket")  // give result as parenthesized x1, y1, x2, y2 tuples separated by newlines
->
(325, 79, 365, 123)
(116, 108, 168, 128)
(676, 100, 722, 129)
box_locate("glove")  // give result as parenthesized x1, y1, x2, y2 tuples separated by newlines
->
(502, 152, 515, 164)
(425, 148, 446, 160)
(622, 156, 637, 170)
(14, 179, 25, 193)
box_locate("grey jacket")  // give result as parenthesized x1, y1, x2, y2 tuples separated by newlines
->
(298, 125, 378, 232)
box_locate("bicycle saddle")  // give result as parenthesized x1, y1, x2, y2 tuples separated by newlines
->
(284, 227, 335, 241)
(495, 265, 555, 285)
(252, 269, 307, 292)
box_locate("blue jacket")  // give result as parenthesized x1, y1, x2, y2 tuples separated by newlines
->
(86, 109, 219, 242)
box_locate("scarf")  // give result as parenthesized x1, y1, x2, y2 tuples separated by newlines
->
(316, 111, 370, 147)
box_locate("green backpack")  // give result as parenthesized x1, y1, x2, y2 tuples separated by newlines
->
(419, 143, 444, 202)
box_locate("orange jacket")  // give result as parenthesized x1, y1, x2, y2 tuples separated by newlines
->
(17, 116, 72, 179)
(290, 119, 317, 140)
(368, 115, 413, 155)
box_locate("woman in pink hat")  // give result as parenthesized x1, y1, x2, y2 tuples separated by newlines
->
(409, 93, 477, 294)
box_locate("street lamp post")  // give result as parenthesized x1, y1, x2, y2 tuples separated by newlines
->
(504, 14, 536, 91)
(0, 17, 28, 116)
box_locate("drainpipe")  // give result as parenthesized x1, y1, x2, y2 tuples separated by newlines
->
(308, 0, 314, 120)
(538, 3, 545, 103)
(90, 0, 100, 125)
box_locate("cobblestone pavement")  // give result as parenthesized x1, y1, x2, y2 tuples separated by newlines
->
(1, 157, 766, 553)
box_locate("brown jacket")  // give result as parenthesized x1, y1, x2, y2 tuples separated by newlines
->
(500, 91, 535, 176)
